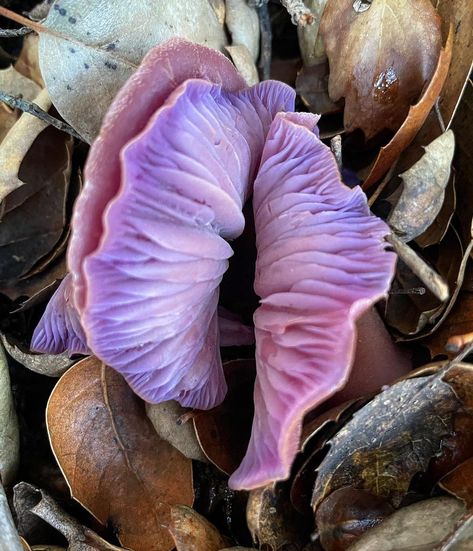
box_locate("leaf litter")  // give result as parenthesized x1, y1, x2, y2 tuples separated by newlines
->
(0, 0, 472, 549)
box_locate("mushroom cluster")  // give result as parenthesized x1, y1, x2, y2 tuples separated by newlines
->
(33, 39, 400, 490)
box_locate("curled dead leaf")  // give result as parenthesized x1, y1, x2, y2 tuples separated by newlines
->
(320, 0, 442, 139)
(46, 357, 194, 551)
(168, 505, 227, 551)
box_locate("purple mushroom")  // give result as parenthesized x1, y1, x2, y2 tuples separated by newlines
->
(33, 39, 406, 489)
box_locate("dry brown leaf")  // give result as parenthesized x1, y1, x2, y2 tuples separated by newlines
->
(168, 505, 227, 551)
(38, 0, 229, 142)
(433, 0, 473, 126)
(14, 482, 126, 551)
(389, 130, 455, 242)
(0, 124, 72, 283)
(320, 0, 442, 140)
(46, 357, 194, 551)
(362, 26, 453, 189)
(15, 34, 44, 88)
(146, 400, 207, 462)
(312, 365, 473, 511)
(440, 457, 473, 509)
(348, 497, 465, 551)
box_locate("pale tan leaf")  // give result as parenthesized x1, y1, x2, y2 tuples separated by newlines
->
(225, 45, 259, 86)
(169, 505, 227, 551)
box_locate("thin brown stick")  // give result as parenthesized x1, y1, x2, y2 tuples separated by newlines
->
(0, 91, 82, 140)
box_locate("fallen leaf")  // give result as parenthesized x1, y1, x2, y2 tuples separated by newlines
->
(0, 341, 19, 486)
(433, 0, 473, 126)
(348, 497, 465, 551)
(38, 0, 229, 142)
(1, 334, 74, 377)
(46, 356, 194, 551)
(312, 365, 469, 510)
(225, 45, 258, 86)
(194, 360, 255, 475)
(0, 481, 23, 551)
(437, 512, 473, 550)
(14, 34, 44, 88)
(389, 130, 455, 242)
(0, 123, 73, 283)
(363, 26, 453, 189)
(247, 484, 307, 550)
(440, 457, 473, 509)
(168, 505, 227, 551)
(315, 487, 394, 551)
(146, 400, 208, 462)
(320, 0, 442, 139)
(14, 482, 126, 551)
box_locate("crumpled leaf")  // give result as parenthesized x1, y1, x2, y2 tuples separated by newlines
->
(0, 342, 19, 486)
(168, 505, 227, 551)
(247, 484, 307, 550)
(389, 130, 455, 242)
(312, 364, 473, 511)
(38, 0, 229, 142)
(348, 497, 465, 551)
(363, 27, 453, 189)
(320, 0, 442, 139)
(0, 481, 23, 551)
(146, 401, 208, 463)
(14, 482, 126, 551)
(46, 356, 194, 551)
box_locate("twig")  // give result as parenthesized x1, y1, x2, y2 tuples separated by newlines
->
(434, 98, 446, 133)
(280, 0, 315, 26)
(0, 6, 43, 34)
(387, 233, 449, 302)
(0, 26, 33, 37)
(368, 162, 398, 207)
(0, 91, 82, 140)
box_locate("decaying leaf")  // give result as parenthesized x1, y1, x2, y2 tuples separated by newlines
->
(38, 0, 229, 142)
(440, 457, 473, 509)
(194, 360, 255, 475)
(14, 482, 126, 551)
(0, 122, 73, 283)
(348, 497, 465, 551)
(315, 487, 394, 551)
(14, 33, 44, 88)
(46, 357, 194, 551)
(0, 481, 23, 550)
(146, 400, 207, 463)
(363, 26, 453, 188)
(0, 334, 74, 377)
(389, 130, 455, 242)
(247, 484, 307, 550)
(312, 365, 473, 511)
(320, 0, 442, 139)
(168, 505, 227, 551)
(0, 341, 19, 486)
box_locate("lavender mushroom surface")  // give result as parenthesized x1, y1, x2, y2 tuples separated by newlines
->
(32, 39, 397, 489)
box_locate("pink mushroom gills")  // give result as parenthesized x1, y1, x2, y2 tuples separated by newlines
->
(32, 39, 410, 490)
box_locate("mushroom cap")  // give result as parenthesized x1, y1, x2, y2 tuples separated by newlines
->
(228, 112, 396, 490)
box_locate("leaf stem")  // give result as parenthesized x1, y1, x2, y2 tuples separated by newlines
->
(0, 6, 44, 34)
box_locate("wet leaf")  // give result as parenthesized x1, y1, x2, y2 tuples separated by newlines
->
(46, 356, 194, 551)
(247, 484, 307, 550)
(146, 400, 208, 463)
(38, 0, 228, 142)
(389, 130, 455, 242)
(0, 121, 73, 283)
(14, 482, 126, 551)
(168, 505, 227, 551)
(363, 27, 453, 189)
(320, 0, 442, 139)
(348, 497, 465, 551)
(1, 334, 74, 377)
(312, 366, 469, 510)
(315, 487, 394, 551)
(0, 341, 19, 486)
(194, 360, 255, 475)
